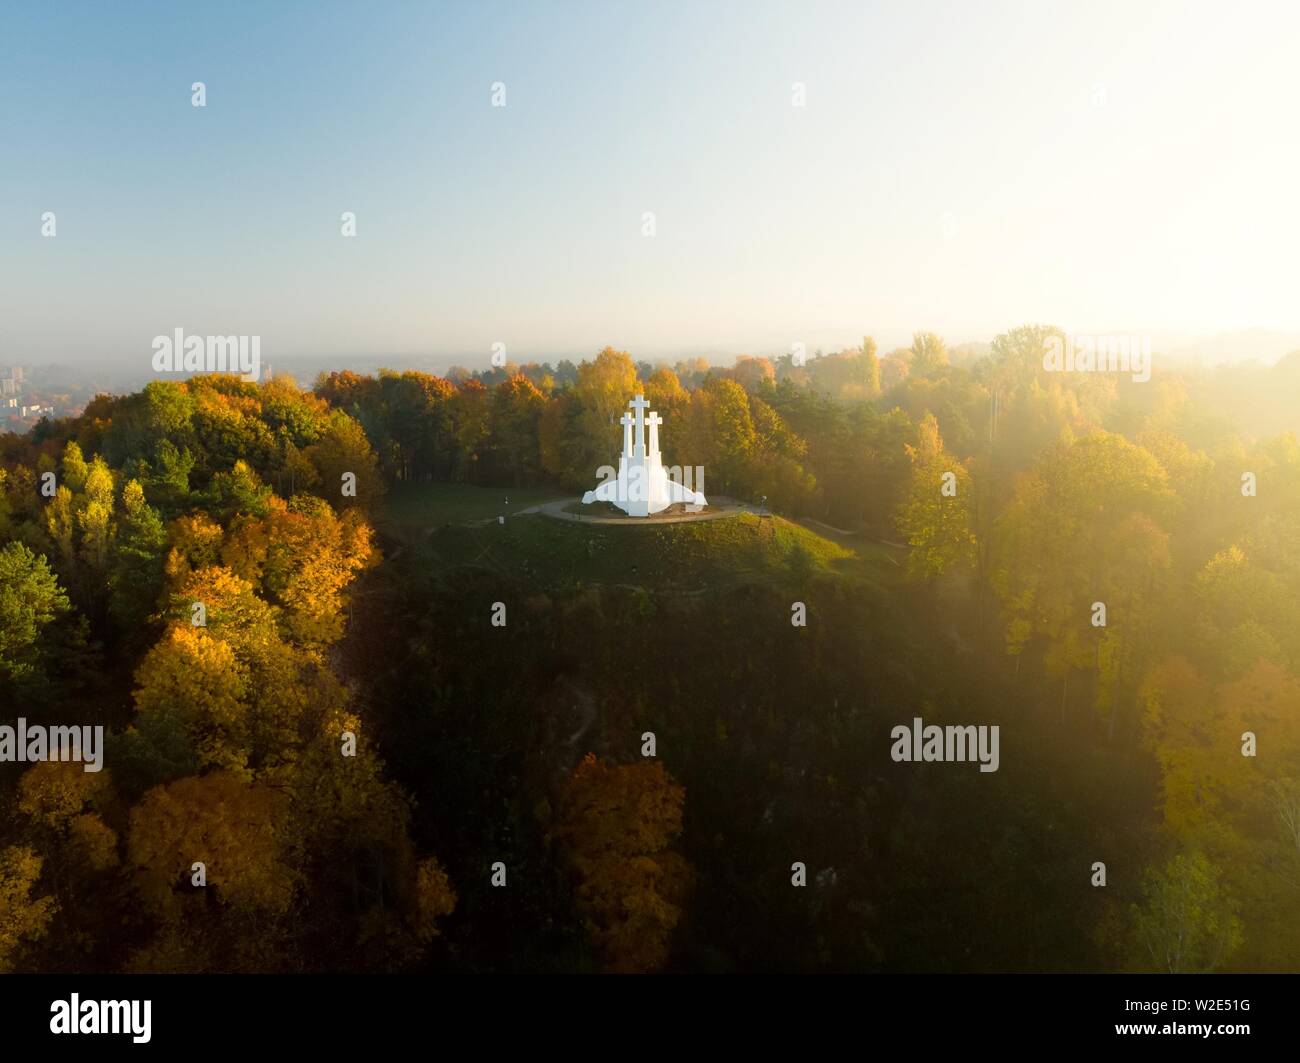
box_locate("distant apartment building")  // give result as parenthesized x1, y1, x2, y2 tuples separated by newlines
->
(0, 367, 49, 428)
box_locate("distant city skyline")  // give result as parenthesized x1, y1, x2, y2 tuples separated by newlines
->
(4, 1, 1300, 370)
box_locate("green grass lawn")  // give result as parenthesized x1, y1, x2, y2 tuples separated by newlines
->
(413, 508, 899, 596)
(380, 482, 567, 539)
(380, 482, 905, 594)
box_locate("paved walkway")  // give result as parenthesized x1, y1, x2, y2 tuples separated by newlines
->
(524, 496, 762, 525)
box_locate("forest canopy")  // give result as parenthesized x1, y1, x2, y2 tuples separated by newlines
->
(3, 333, 1299, 972)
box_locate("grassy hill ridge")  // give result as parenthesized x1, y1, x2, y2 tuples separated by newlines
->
(409, 510, 882, 595)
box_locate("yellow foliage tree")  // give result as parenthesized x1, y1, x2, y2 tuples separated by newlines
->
(128, 772, 296, 923)
(17, 761, 114, 829)
(414, 857, 457, 942)
(165, 512, 224, 585)
(0, 846, 57, 973)
(133, 626, 250, 772)
(554, 754, 693, 973)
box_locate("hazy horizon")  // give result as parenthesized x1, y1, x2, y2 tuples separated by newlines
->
(10, 324, 1300, 387)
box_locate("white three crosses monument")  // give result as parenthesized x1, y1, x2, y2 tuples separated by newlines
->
(582, 394, 707, 516)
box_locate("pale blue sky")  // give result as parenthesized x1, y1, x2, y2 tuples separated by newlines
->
(3, 0, 1299, 368)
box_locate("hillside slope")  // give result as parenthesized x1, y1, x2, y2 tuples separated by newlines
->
(412, 511, 871, 594)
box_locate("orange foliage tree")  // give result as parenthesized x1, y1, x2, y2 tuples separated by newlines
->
(554, 754, 693, 973)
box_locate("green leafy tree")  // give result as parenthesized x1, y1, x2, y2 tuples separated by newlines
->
(1129, 851, 1242, 972)
(0, 542, 71, 687)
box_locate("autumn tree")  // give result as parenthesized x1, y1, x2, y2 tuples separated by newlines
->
(306, 409, 384, 511)
(554, 755, 693, 973)
(992, 431, 1173, 730)
(259, 496, 375, 648)
(908, 331, 949, 376)
(12, 763, 121, 965)
(568, 347, 642, 484)
(126, 772, 297, 970)
(287, 715, 454, 970)
(731, 355, 776, 394)
(988, 323, 1066, 391)
(486, 373, 546, 486)
(0, 846, 57, 973)
(643, 366, 689, 421)
(897, 413, 976, 578)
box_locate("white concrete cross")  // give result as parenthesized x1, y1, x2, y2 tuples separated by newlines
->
(619, 412, 634, 456)
(581, 391, 707, 516)
(629, 394, 650, 457)
(647, 411, 663, 458)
